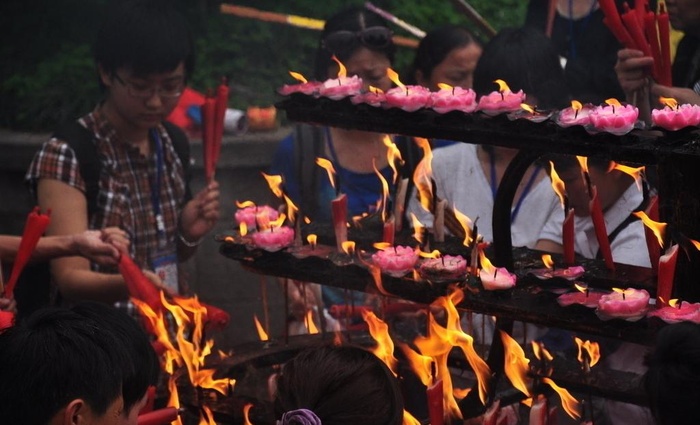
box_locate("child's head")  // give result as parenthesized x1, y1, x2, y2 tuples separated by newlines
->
(314, 6, 396, 91)
(473, 27, 570, 110)
(645, 322, 700, 425)
(274, 344, 404, 425)
(0, 306, 131, 424)
(412, 25, 482, 90)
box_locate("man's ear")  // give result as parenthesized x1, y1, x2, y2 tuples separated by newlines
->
(61, 399, 88, 425)
(98, 65, 113, 89)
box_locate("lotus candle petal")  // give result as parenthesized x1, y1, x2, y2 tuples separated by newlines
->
(371, 245, 419, 277)
(278, 81, 323, 96)
(556, 101, 594, 127)
(647, 300, 700, 324)
(318, 75, 363, 100)
(479, 266, 517, 290)
(234, 205, 279, 228)
(557, 290, 607, 308)
(597, 288, 650, 321)
(251, 226, 295, 252)
(384, 85, 432, 112)
(419, 254, 468, 279)
(651, 98, 700, 131)
(588, 99, 639, 135)
(531, 266, 585, 281)
(477, 80, 525, 116)
(351, 89, 387, 107)
(430, 85, 477, 114)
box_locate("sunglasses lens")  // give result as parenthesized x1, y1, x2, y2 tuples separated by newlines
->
(360, 27, 392, 48)
(323, 31, 356, 53)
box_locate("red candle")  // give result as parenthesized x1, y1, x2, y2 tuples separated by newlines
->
(589, 186, 615, 271)
(137, 407, 179, 425)
(119, 252, 163, 313)
(621, 4, 654, 63)
(0, 311, 14, 331)
(658, 4, 673, 86)
(214, 77, 229, 169)
(4, 207, 51, 299)
(599, 0, 636, 48)
(657, 243, 679, 305)
(427, 378, 444, 425)
(201, 94, 217, 182)
(383, 215, 395, 245)
(644, 11, 663, 81)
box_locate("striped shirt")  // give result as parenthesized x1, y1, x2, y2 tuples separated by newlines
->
(26, 108, 189, 290)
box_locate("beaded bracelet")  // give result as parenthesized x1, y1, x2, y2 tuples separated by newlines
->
(178, 232, 203, 247)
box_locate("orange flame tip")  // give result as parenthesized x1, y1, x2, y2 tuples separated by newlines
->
(605, 98, 622, 108)
(341, 240, 356, 255)
(541, 377, 581, 419)
(494, 79, 510, 92)
(261, 173, 284, 198)
(632, 211, 666, 247)
(253, 314, 269, 341)
(386, 68, 404, 89)
(571, 100, 583, 111)
(548, 161, 567, 209)
(288, 71, 308, 84)
(542, 254, 554, 269)
(315, 158, 337, 189)
(437, 82, 454, 90)
(236, 200, 256, 208)
(659, 96, 678, 109)
(331, 55, 347, 78)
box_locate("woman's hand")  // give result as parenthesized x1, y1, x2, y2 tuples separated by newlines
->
(73, 228, 129, 266)
(179, 181, 221, 244)
(615, 48, 654, 96)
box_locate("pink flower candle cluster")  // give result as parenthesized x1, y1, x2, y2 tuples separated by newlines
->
(234, 204, 279, 229)
(430, 84, 477, 114)
(596, 288, 650, 321)
(651, 97, 700, 131)
(383, 68, 431, 112)
(371, 245, 419, 277)
(419, 254, 468, 279)
(477, 79, 525, 116)
(589, 98, 639, 135)
(647, 299, 700, 324)
(556, 100, 593, 127)
(277, 71, 322, 96)
(250, 213, 295, 252)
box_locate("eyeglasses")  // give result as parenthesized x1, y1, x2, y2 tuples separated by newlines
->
(322, 26, 393, 53)
(112, 73, 184, 100)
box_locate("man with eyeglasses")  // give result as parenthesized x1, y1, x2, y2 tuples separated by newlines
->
(26, 0, 220, 312)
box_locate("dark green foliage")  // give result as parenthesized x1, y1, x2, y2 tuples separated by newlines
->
(0, 0, 525, 131)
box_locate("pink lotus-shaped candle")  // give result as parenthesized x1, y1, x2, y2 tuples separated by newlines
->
(647, 299, 700, 324)
(430, 83, 477, 114)
(318, 56, 363, 100)
(478, 250, 516, 290)
(419, 254, 468, 279)
(251, 225, 295, 252)
(651, 97, 700, 131)
(351, 86, 386, 107)
(234, 203, 279, 228)
(597, 287, 650, 321)
(371, 245, 419, 277)
(477, 79, 525, 116)
(383, 68, 431, 112)
(589, 98, 639, 135)
(277, 71, 322, 96)
(556, 100, 594, 127)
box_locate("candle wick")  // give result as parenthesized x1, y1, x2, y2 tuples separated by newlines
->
(405, 88, 409, 96)
(678, 300, 682, 309)
(500, 92, 504, 101)
(338, 79, 341, 87)
(452, 87, 455, 96)
(622, 292, 626, 301)
(494, 268, 498, 279)
(574, 109, 579, 119)
(612, 105, 615, 114)
(394, 246, 397, 254)
(441, 256, 445, 266)
(585, 288, 589, 298)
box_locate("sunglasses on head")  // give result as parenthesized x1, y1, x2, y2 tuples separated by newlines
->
(322, 26, 393, 53)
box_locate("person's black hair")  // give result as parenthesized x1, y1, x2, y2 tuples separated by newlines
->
(410, 25, 481, 85)
(71, 302, 160, 414)
(473, 27, 570, 110)
(0, 307, 129, 423)
(644, 322, 700, 425)
(313, 6, 396, 81)
(94, 0, 194, 89)
(275, 344, 404, 425)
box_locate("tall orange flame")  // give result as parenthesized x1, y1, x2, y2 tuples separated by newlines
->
(288, 71, 308, 83)
(576, 156, 589, 174)
(305, 310, 319, 334)
(541, 377, 581, 420)
(167, 375, 183, 425)
(199, 405, 216, 425)
(383, 135, 403, 184)
(398, 342, 433, 386)
(548, 161, 567, 209)
(386, 68, 405, 89)
(331, 55, 347, 78)
(239, 221, 248, 236)
(478, 250, 495, 275)
(452, 206, 473, 246)
(283, 195, 299, 224)
(500, 330, 532, 398)
(410, 213, 425, 245)
(531, 340, 554, 362)
(362, 311, 398, 374)
(632, 211, 666, 247)
(253, 314, 269, 341)
(574, 337, 601, 368)
(373, 158, 390, 221)
(412, 138, 434, 212)
(316, 158, 337, 189)
(261, 173, 284, 198)
(612, 162, 644, 191)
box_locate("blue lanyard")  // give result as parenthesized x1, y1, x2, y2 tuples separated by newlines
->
(149, 128, 166, 246)
(489, 151, 541, 223)
(568, 0, 597, 60)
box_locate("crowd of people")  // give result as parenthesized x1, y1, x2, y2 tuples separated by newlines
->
(1, 0, 700, 424)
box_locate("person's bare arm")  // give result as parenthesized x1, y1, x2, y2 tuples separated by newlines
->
(177, 180, 220, 260)
(37, 178, 128, 303)
(534, 239, 563, 254)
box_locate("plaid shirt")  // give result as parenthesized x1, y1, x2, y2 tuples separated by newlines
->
(26, 108, 189, 306)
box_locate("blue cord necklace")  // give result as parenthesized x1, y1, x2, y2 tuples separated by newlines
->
(488, 150, 541, 223)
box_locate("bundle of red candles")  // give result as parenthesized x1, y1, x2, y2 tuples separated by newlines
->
(599, 0, 672, 86)
(201, 77, 230, 182)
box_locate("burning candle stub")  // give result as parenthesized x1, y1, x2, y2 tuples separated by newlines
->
(530, 254, 585, 281)
(588, 98, 639, 135)
(371, 245, 419, 277)
(556, 100, 593, 128)
(234, 204, 279, 228)
(430, 83, 477, 114)
(250, 214, 295, 252)
(476, 79, 525, 116)
(557, 283, 608, 308)
(277, 71, 322, 96)
(478, 250, 516, 290)
(651, 97, 700, 131)
(596, 288, 650, 321)
(384, 68, 432, 112)
(318, 56, 363, 100)
(511, 103, 551, 123)
(419, 254, 468, 280)
(647, 299, 700, 324)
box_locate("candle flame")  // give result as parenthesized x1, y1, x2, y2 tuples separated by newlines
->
(288, 71, 307, 84)
(373, 242, 392, 250)
(398, 342, 433, 387)
(383, 135, 403, 184)
(410, 213, 425, 245)
(419, 249, 442, 259)
(265, 213, 286, 230)
(669, 298, 680, 307)
(632, 211, 667, 247)
(200, 404, 216, 425)
(331, 55, 347, 78)
(478, 249, 495, 275)
(261, 173, 284, 198)
(500, 330, 532, 399)
(239, 221, 248, 236)
(612, 162, 645, 191)
(242, 403, 254, 425)
(689, 238, 700, 251)
(283, 195, 299, 224)
(369, 85, 384, 94)
(574, 283, 588, 293)
(605, 98, 622, 108)
(659, 96, 678, 109)
(571, 100, 583, 111)
(386, 67, 405, 90)
(532, 341, 554, 363)
(372, 158, 390, 221)
(341, 240, 356, 256)
(236, 200, 256, 208)
(437, 82, 453, 90)
(305, 310, 319, 334)
(362, 311, 398, 375)
(452, 206, 473, 246)
(494, 79, 511, 93)
(576, 156, 589, 174)
(253, 314, 269, 341)
(315, 158, 337, 189)
(307, 234, 317, 247)
(542, 254, 554, 269)
(520, 103, 536, 114)
(412, 137, 434, 212)
(574, 337, 601, 367)
(612, 287, 627, 295)
(548, 161, 567, 209)
(541, 377, 581, 420)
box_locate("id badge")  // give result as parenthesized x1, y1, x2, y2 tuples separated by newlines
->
(152, 250, 178, 294)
